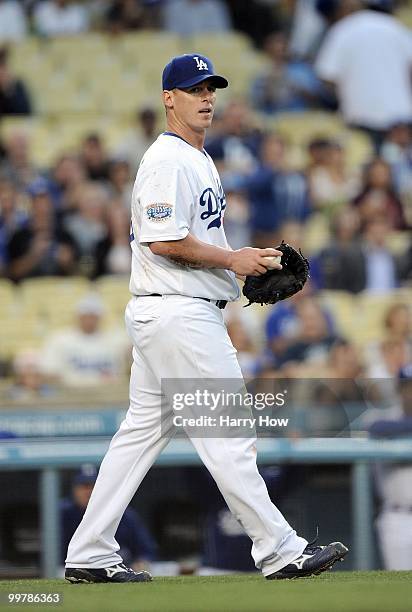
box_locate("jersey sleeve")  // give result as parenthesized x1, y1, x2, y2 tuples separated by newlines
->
(135, 163, 192, 244)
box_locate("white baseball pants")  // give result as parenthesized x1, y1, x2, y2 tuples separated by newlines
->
(376, 510, 412, 570)
(66, 295, 307, 575)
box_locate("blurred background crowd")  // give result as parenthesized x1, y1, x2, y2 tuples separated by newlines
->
(1, 0, 412, 577)
(0, 0, 412, 392)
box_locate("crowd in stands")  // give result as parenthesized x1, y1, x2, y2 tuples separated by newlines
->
(0, 0, 412, 395)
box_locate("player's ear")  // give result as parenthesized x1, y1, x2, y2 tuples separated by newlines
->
(163, 90, 174, 110)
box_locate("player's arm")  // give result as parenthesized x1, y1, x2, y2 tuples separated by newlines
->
(149, 233, 282, 277)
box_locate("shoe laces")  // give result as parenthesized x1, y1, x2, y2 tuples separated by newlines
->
(303, 526, 323, 555)
(119, 563, 134, 573)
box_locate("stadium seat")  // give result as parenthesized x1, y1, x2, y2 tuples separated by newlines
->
(188, 32, 252, 59)
(0, 315, 44, 359)
(18, 277, 91, 325)
(318, 291, 358, 342)
(355, 291, 412, 345)
(269, 111, 344, 144)
(115, 31, 181, 70)
(303, 214, 331, 256)
(93, 275, 131, 323)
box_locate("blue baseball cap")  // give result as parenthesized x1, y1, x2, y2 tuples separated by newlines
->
(162, 53, 228, 91)
(73, 464, 98, 485)
(399, 363, 412, 380)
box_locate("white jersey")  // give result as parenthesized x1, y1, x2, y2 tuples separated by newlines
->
(129, 132, 240, 301)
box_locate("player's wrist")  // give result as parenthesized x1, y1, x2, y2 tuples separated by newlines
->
(225, 249, 235, 272)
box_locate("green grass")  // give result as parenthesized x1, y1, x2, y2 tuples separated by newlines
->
(1, 572, 412, 612)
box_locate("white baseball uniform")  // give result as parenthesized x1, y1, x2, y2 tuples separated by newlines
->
(376, 463, 412, 570)
(65, 132, 307, 575)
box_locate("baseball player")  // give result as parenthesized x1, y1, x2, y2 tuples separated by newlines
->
(65, 53, 348, 583)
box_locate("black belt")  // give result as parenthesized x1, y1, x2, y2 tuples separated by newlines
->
(145, 294, 227, 310)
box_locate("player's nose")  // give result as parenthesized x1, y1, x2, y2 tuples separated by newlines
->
(202, 90, 215, 104)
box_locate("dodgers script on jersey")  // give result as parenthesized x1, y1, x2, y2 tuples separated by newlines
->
(129, 133, 240, 301)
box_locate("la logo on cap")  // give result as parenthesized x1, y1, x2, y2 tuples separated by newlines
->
(193, 56, 208, 71)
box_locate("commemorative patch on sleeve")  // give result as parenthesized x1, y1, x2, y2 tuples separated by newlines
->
(145, 203, 173, 222)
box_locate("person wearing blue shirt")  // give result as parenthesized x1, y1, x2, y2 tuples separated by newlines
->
(60, 465, 156, 571)
(369, 364, 412, 570)
(244, 133, 312, 247)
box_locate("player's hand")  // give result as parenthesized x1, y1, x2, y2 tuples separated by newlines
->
(228, 247, 283, 276)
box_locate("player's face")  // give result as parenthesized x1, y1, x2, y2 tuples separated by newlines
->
(168, 80, 217, 131)
(73, 483, 94, 508)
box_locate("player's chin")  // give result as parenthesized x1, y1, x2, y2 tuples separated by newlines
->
(198, 111, 214, 126)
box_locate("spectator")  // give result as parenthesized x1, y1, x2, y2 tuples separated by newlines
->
(0, 178, 28, 274)
(383, 303, 412, 355)
(107, 158, 133, 210)
(6, 349, 54, 402)
(163, 0, 231, 36)
(0, 0, 27, 42)
(315, 0, 412, 152)
(60, 465, 156, 570)
(104, 0, 156, 33)
(367, 338, 407, 391)
(306, 339, 365, 435)
(245, 133, 311, 247)
(352, 158, 406, 231)
(316, 207, 364, 292)
(33, 0, 90, 37)
(381, 122, 412, 226)
(264, 290, 335, 370)
(62, 182, 109, 278)
(206, 100, 261, 181)
(361, 215, 400, 293)
(50, 153, 86, 212)
(371, 364, 412, 570)
(0, 46, 32, 116)
(400, 239, 412, 285)
(0, 129, 39, 189)
(6, 177, 76, 281)
(278, 297, 340, 374)
(289, 0, 326, 59)
(41, 293, 130, 387)
(224, 0, 278, 47)
(365, 303, 412, 395)
(306, 138, 359, 212)
(323, 338, 363, 380)
(115, 107, 158, 175)
(319, 213, 402, 293)
(95, 202, 131, 277)
(220, 177, 251, 250)
(250, 31, 326, 116)
(81, 133, 110, 182)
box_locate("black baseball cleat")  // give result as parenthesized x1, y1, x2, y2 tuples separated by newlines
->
(266, 541, 349, 580)
(65, 563, 152, 584)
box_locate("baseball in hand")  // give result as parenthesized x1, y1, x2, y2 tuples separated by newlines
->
(263, 255, 282, 269)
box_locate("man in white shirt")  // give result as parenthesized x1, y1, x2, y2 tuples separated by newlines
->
(0, 0, 27, 41)
(65, 53, 348, 584)
(163, 0, 231, 36)
(316, 0, 412, 151)
(41, 294, 129, 387)
(33, 0, 90, 37)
